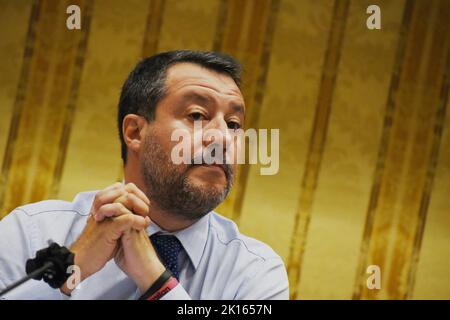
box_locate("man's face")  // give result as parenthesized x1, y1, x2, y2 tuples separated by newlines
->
(140, 63, 245, 220)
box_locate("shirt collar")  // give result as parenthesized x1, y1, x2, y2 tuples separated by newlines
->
(146, 213, 210, 271)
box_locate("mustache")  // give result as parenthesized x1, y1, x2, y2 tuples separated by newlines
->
(190, 162, 234, 187)
(190, 143, 231, 166)
(189, 146, 234, 184)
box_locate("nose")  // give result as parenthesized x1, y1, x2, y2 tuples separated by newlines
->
(202, 114, 232, 155)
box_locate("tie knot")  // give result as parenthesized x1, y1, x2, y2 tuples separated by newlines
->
(150, 234, 183, 280)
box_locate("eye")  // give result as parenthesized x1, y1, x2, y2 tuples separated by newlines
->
(227, 121, 241, 130)
(189, 112, 206, 121)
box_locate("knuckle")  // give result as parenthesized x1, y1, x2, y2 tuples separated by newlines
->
(127, 193, 137, 201)
(116, 186, 126, 195)
(115, 192, 127, 202)
(122, 215, 134, 225)
(114, 202, 125, 212)
(121, 203, 133, 215)
(97, 194, 107, 204)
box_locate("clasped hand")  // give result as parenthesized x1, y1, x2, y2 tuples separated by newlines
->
(60, 182, 165, 295)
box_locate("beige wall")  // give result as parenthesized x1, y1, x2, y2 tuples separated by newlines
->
(0, 0, 449, 299)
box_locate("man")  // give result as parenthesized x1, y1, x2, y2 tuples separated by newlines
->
(0, 50, 289, 300)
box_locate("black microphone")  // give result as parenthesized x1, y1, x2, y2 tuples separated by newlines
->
(0, 241, 74, 297)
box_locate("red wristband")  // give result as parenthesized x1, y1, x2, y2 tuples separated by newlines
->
(147, 277, 179, 300)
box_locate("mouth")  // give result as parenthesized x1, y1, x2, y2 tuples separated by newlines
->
(195, 163, 225, 171)
(187, 163, 233, 187)
(190, 163, 227, 176)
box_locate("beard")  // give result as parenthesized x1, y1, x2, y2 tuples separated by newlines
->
(141, 132, 234, 221)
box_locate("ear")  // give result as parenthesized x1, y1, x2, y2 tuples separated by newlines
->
(122, 114, 147, 155)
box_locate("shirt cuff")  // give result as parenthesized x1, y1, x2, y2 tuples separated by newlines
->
(59, 289, 72, 300)
(158, 283, 191, 300)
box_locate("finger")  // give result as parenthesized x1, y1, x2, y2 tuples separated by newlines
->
(112, 241, 123, 260)
(120, 229, 134, 242)
(124, 183, 150, 205)
(104, 182, 124, 192)
(96, 182, 124, 203)
(94, 202, 132, 222)
(109, 214, 150, 241)
(114, 192, 149, 217)
(93, 187, 127, 212)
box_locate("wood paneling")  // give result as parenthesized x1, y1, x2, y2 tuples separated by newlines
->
(57, 0, 150, 200)
(298, 0, 405, 300)
(354, 0, 450, 300)
(0, 0, 449, 299)
(158, 0, 221, 52)
(0, 0, 32, 174)
(0, 0, 91, 217)
(286, 0, 349, 300)
(239, 0, 333, 271)
(413, 80, 450, 299)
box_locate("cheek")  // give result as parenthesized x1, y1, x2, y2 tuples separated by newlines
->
(226, 137, 241, 164)
(154, 122, 187, 152)
(162, 121, 199, 161)
(191, 127, 203, 158)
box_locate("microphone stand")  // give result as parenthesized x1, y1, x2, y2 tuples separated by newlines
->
(0, 241, 74, 298)
(0, 261, 54, 297)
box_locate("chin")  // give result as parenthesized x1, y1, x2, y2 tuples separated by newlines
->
(188, 176, 227, 193)
(187, 166, 228, 188)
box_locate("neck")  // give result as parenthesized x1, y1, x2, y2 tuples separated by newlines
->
(147, 202, 198, 232)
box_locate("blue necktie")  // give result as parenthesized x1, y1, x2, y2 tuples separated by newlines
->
(150, 234, 183, 280)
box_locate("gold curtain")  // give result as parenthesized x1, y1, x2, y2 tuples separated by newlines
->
(0, 0, 449, 299)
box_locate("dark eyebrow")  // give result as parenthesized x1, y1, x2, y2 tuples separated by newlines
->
(231, 104, 245, 116)
(182, 91, 245, 116)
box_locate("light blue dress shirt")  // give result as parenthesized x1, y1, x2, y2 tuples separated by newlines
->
(0, 190, 289, 300)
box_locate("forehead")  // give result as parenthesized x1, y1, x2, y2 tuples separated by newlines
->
(164, 62, 244, 102)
